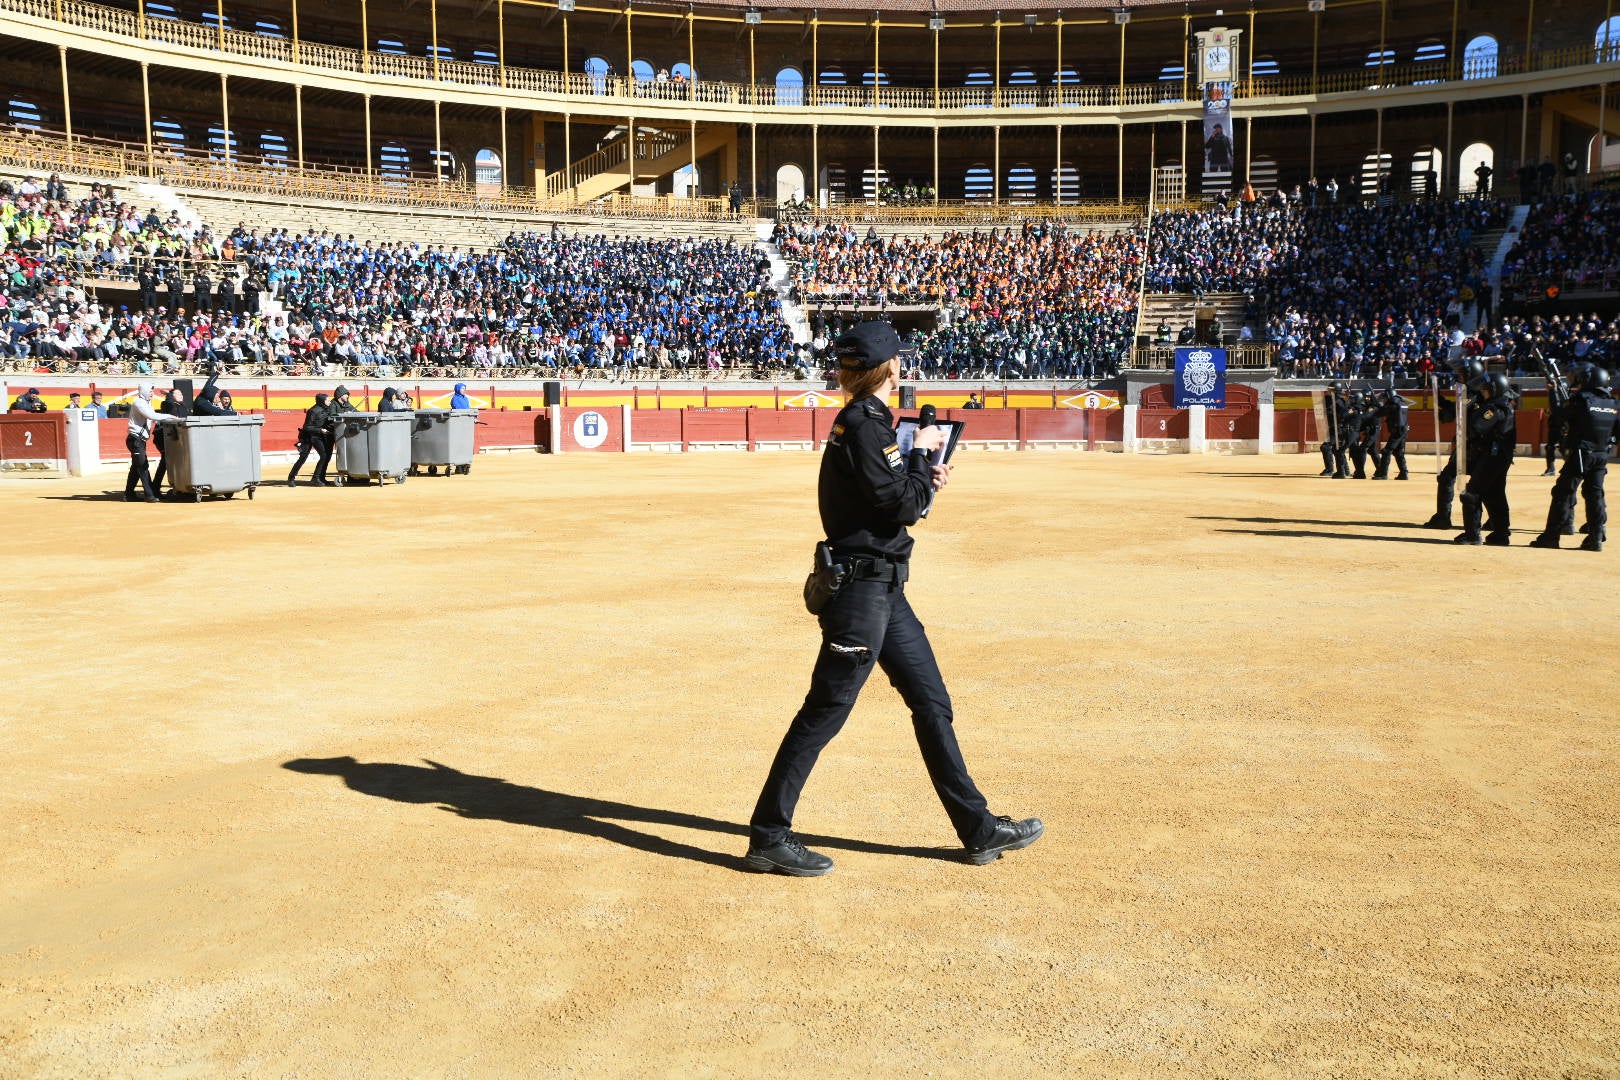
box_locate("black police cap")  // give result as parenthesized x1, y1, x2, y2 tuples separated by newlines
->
(833, 321, 902, 370)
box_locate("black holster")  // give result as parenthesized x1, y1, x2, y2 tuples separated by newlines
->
(802, 541, 848, 615)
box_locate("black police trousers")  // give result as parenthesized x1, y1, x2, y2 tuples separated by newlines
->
(288, 433, 333, 482)
(1320, 441, 1348, 477)
(1376, 433, 1408, 478)
(1435, 455, 1457, 519)
(1544, 452, 1608, 540)
(124, 433, 156, 499)
(750, 577, 997, 849)
(1460, 460, 1511, 540)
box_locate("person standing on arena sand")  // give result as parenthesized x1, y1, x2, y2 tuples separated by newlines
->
(124, 381, 177, 502)
(746, 320, 1043, 877)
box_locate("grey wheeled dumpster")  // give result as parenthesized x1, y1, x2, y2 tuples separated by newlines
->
(409, 408, 477, 475)
(162, 414, 264, 501)
(331, 411, 413, 484)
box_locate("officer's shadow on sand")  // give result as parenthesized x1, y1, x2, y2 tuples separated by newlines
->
(283, 756, 960, 870)
(1194, 514, 1425, 530)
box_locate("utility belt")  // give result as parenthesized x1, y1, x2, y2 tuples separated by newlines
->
(803, 542, 908, 614)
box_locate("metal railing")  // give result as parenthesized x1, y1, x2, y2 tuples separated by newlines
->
(1129, 344, 1275, 370)
(4, 0, 1618, 118)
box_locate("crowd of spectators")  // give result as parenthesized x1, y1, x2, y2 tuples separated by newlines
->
(1145, 197, 1507, 380)
(1499, 188, 1620, 301)
(779, 219, 1142, 378)
(0, 172, 800, 377)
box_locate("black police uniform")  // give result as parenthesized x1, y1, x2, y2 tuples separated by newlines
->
(288, 394, 334, 485)
(747, 322, 1041, 877)
(1319, 389, 1351, 478)
(1373, 391, 1410, 479)
(1532, 384, 1617, 551)
(1457, 382, 1516, 545)
(1348, 394, 1379, 479)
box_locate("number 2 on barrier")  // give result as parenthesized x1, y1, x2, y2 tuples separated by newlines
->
(23, 430, 32, 447)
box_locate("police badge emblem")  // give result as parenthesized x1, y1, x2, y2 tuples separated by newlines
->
(1184, 350, 1219, 396)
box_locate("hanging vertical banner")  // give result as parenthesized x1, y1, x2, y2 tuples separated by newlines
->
(1202, 81, 1234, 190)
(1175, 347, 1227, 408)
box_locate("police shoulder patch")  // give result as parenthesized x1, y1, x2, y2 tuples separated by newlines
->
(884, 443, 904, 470)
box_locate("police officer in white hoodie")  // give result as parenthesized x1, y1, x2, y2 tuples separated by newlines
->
(125, 381, 179, 502)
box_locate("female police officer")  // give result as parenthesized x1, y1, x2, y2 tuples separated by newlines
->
(746, 320, 1043, 876)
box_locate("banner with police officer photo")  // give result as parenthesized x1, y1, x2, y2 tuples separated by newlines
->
(1174, 347, 1227, 408)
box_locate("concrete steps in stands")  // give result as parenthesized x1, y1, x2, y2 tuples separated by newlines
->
(1483, 204, 1531, 321)
(1137, 291, 1250, 344)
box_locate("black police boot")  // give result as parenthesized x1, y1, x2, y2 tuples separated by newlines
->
(964, 816, 1045, 865)
(1397, 472, 1410, 480)
(745, 834, 834, 877)
(1541, 467, 1556, 476)
(1371, 471, 1388, 480)
(1319, 468, 1334, 477)
(1581, 536, 1604, 552)
(1528, 534, 1560, 549)
(1352, 470, 1367, 479)
(1422, 514, 1452, 529)
(1453, 532, 1483, 545)
(1484, 532, 1512, 546)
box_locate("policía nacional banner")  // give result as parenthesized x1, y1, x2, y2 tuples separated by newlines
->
(1174, 347, 1227, 408)
(1202, 81, 1234, 190)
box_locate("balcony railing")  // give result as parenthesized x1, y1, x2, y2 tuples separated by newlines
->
(4, 0, 1618, 116)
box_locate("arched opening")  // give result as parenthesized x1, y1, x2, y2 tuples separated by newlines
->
(1251, 55, 1279, 78)
(152, 116, 186, 154)
(1409, 146, 1442, 195)
(253, 17, 284, 37)
(1360, 150, 1393, 200)
(207, 123, 238, 162)
(8, 96, 42, 130)
(144, 2, 178, 19)
(1463, 35, 1497, 79)
(1158, 63, 1185, 102)
(963, 164, 994, 201)
(1588, 133, 1620, 173)
(472, 46, 498, 65)
(1006, 163, 1038, 202)
(1365, 48, 1394, 87)
(1249, 156, 1278, 193)
(818, 65, 846, 86)
(775, 162, 805, 204)
(431, 149, 458, 183)
(427, 44, 454, 62)
(776, 66, 804, 106)
(862, 68, 889, 87)
(200, 8, 232, 31)
(631, 59, 655, 83)
(1008, 67, 1037, 106)
(475, 148, 502, 188)
(1052, 161, 1079, 202)
(1598, 16, 1620, 61)
(1459, 142, 1495, 195)
(861, 166, 890, 202)
(258, 131, 289, 167)
(671, 62, 695, 82)
(584, 56, 611, 94)
(820, 163, 847, 205)
(669, 163, 696, 198)
(1053, 65, 1080, 105)
(965, 67, 993, 108)
(375, 36, 408, 56)
(378, 143, 412, 181)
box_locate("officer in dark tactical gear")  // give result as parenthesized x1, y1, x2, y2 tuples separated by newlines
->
(1424, 359, 1486, 529)
(746, 320, 1043, 877)
(1455, 373, 1517, 546)
(1348, 390, 1380, 479)
(1319, 384, 1352, 478)
(1529, 365, 1617, 552)
(1372, 388, 1411, 480)
(287, 392, 334, 486)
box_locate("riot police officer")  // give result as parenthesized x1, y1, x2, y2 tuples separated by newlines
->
(1529, 365, 1617, 552)
(1424, 360, 1486, 529)
(746, 320, 1042, 877)
(287, 392, 334, 486)
(1319, 384, 1351, 479)
(1455, 373, 1516, 546)
(1348, 390, 1380, 479)
(1372, 388, 1411, 480)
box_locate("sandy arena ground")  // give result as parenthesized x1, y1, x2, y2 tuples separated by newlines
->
(2, 448, 1617, 1079)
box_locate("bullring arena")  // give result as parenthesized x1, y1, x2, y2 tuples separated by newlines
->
(3, 0, 1620, 1073)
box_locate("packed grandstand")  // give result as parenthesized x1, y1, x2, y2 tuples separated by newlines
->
(1, 166, 1616, 385)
